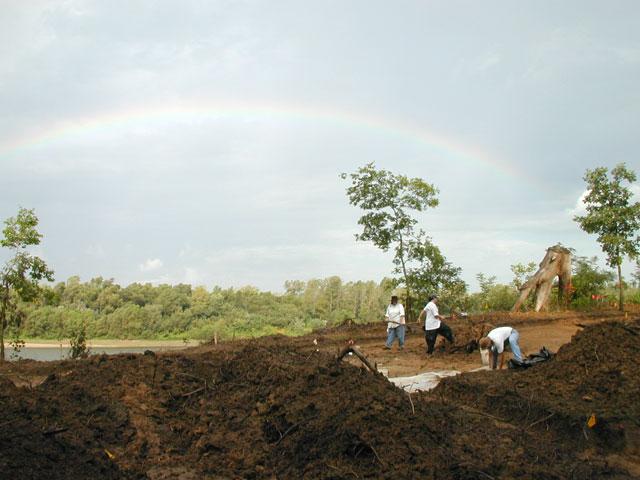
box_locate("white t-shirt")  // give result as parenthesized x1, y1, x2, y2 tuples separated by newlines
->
(385, 303, 405, 329)
(424, 301, 440, 330)
(487, 327, 513, 353)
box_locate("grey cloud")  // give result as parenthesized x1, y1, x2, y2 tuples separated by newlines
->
(1, 0, 639, 291)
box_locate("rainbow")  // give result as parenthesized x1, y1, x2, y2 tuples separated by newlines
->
(0, 100, 525, 181)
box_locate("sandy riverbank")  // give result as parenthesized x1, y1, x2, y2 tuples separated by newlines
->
(4, 339, 197, 349)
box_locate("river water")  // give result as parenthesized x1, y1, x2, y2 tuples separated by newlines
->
(6, 345, 187, 362)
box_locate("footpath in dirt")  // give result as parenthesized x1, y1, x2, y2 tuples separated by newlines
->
(0, 310, 638, 479)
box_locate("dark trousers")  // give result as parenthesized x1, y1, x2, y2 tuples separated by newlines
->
(424, 322, 454, 354)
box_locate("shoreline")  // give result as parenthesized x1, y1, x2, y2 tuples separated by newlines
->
(4, 339, 197, 349)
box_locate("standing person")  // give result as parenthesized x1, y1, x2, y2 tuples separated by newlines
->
(418, 295, 454, 355)
(384, 295, 405, 350)
(479, 326, 523, 369)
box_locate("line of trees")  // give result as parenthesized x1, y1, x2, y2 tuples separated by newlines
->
(5, 261, 638, 344)
(9, 276, 393, 342)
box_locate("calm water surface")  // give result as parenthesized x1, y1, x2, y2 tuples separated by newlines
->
(7, 345, 187, 362)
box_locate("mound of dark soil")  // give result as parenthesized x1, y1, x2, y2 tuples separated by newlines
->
(432, 319, 640, 467)
(0, 372, 131, 479)
(1, 319, 638, 479)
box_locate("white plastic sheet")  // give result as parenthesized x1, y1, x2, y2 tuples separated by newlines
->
(387, 366, 490, 392)
(388, 370, 461, 392)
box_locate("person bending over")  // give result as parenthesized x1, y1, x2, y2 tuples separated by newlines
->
(479, 326, 523, 369)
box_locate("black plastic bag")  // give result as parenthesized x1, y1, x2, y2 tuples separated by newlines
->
(508, 346, 553, 369)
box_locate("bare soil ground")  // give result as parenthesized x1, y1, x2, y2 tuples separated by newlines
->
(1, 308, 638, 479)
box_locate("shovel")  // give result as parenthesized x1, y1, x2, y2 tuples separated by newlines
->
(385, 319, 413, 334)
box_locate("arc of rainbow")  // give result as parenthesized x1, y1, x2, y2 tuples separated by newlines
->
(0, 100, 525, 182)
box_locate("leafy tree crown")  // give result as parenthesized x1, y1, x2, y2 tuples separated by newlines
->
(574, 163, 640, 267)
(341, 162, 438, 251)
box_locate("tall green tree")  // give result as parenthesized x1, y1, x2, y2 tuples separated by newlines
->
(0, 208, 54, 361)
(574, 164, 640, 310)
(342, 163, 439, 317)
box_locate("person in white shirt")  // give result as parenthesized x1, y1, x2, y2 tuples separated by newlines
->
(384, 295, 406, 350)
(479, 326, 523, 369)
(417, 295, 454, 354)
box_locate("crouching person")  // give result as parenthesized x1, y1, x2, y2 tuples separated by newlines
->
(479, 326, 523, 369)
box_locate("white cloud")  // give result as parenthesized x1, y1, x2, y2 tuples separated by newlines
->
(567, 190, 589, 218)
(139, 258, 163, 272)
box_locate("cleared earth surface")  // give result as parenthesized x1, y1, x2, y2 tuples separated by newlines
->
(1, 308, 638, 479)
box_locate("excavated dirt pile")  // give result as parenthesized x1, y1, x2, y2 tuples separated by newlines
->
(432, 319, 640, 475)
(1, 318, 639, 479)
(2, 343, 459, 479)
(0, 374, 128, 479)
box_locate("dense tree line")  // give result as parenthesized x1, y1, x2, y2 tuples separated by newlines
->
(10, 276, 396, 341)
(7, 261, 639, 342)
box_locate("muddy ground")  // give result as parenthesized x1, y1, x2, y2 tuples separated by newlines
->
(1, 308, 638, 479)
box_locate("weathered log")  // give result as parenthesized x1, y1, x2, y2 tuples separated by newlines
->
(336, 346, 378, 373)
(513, 245, 572, 312)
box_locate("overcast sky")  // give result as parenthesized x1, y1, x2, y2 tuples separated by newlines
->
(1, 0, 638, 292)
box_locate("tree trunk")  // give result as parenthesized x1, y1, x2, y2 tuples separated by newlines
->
(392, 209, 412, 322)
(0, 309, 4, 363)
(618, 263, 624, 311)
(396, 242, 411, 321)
(0, 286, 6, 362)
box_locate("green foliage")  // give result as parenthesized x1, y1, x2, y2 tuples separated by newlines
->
(0, 208, 54, 361)
(632, 262, 640, 288)
(342, 163, 438, 252)
(1, 209, 43, 248)
(403, 233, 466, 316)
(68, 319, 89, 359)
(510, 262, 537, 290)
(16, 276, 396, 341)
(574, 163, 640, 309)
(342, 163, 463, 316)
(626, 288, 640, 305)
(8, 338, 25, 361)
(469, 273, 519, 312)
(570, 256, 615, 309)
(437, 280, 471, 313)
(16, 269, 639, 342)
(509, 262, 538, 310)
